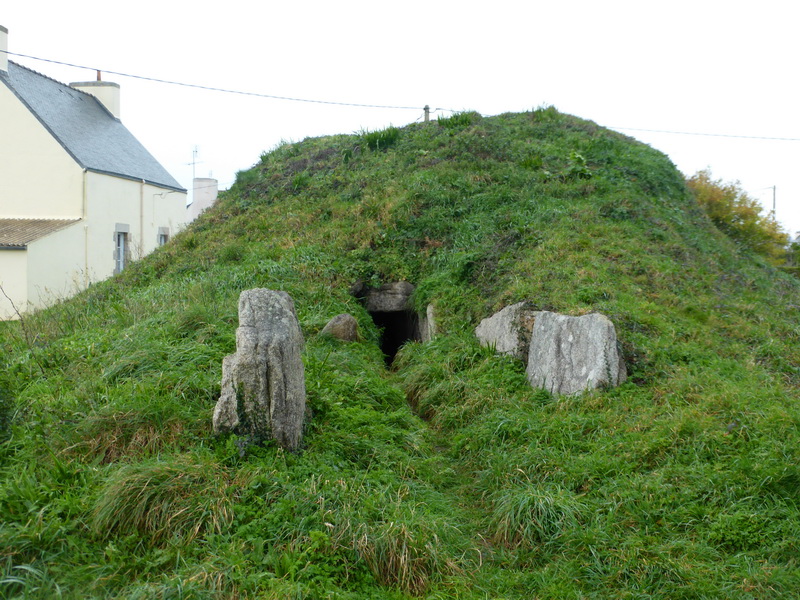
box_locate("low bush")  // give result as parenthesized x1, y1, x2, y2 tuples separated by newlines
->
(686, 169, 789, 263)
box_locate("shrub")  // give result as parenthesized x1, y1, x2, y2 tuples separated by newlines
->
(686, 169, 789, 263)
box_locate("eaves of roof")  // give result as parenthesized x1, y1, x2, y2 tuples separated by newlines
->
(0, 218, 82, 249)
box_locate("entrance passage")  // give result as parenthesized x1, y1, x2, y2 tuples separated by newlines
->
(353, 281, 423, 367)
(369, 310, 421, 366)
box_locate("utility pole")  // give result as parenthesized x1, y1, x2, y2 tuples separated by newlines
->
(772, 185, 776, 216)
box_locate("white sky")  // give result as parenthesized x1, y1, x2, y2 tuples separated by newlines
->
(4, 1, 800, 234)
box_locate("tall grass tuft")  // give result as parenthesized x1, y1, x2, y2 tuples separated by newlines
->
(360, 126, 400, 151)
(437, 110, 478, 130)
(331, 490, 468, 595)
(61, 408, 187, 464)
(91, 454, 234, 546)
(346, 519, 463, 595)
(488, 483, 586, 550)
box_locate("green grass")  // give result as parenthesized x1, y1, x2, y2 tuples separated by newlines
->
(91, 454, 235, 546)
(1, 108, 799, 598)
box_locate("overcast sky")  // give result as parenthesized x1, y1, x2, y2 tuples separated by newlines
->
(5, 1, 800, 234)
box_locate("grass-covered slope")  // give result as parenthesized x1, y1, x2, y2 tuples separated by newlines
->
(1, 108, 799, 599)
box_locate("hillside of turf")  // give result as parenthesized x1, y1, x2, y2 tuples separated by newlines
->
(1, 107, 799, 599)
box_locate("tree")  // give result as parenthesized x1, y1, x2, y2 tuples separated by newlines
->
(686, 169, 789, 265)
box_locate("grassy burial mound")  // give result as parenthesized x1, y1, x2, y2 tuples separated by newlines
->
(1, 108, 799, 598)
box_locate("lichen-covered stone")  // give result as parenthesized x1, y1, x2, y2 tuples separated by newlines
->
(212, 289, 306, 450)
(364, 281, 414, 312)
(419, 304, 437, 343)
(475, 302, 539, 361)
(320, 313, 360, 342)
(526, 311, 626, 396)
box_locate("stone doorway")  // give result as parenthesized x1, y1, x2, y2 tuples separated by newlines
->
(353, 282, 432, 366)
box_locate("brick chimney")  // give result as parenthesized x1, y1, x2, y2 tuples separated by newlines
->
(70, 76, 121, 119)
(0, 25, 8, 73)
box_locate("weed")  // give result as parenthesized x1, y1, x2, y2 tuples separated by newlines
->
(562, 150, 592, 180)
(291, 171, 311, 191)
(60, 409, 187, 464)
(707, 510, 768, 552)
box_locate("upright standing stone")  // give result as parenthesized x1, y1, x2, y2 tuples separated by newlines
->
(419, 304, 437, 343)
(526, 311, 626, 396)
(212, 289, 306, 450)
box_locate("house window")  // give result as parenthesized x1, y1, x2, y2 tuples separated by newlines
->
(157, 227, 170, 247)
(114, 223, 130, 273)
(115, 232, 128, 273)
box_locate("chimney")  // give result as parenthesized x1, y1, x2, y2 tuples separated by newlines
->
(70, 79, 121, 119)
(189, 177, 219, 221)
(0, 25, 8, 73)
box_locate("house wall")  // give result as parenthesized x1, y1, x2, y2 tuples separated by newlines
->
(0, 84, 84, 218)
(0, 174, 186, 319)
(25, 221, 87, 311)
(0, 250, 28, 320)
(84, 172, 187, 279)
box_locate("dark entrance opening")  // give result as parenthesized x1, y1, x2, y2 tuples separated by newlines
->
(353, 281, 424, 367)
(369, 310, 420, 366)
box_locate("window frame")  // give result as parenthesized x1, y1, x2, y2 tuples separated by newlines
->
(114, 223, 130, 274)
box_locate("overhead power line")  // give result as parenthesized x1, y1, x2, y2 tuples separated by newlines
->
(4, 50, 797, 141)
(611, 125, 800, 142)
(3, 50, 428, 111)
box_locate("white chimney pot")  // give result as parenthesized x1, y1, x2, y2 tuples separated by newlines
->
(69, 80, 121, 119)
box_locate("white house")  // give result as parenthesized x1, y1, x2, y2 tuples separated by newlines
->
(0, 26, 187, 319)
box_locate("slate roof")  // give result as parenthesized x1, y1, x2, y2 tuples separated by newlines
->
(0, 62, 185, 192)
(0, 218, 81, 249)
